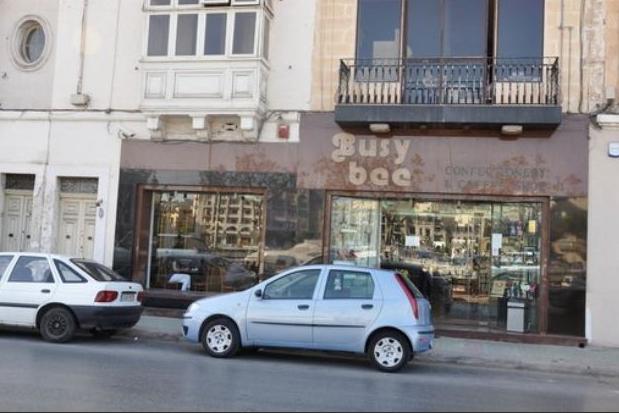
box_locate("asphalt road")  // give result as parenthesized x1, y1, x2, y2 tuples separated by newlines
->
(0, 331, 618, 412)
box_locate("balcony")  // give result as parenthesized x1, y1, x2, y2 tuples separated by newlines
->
(141, 59, 269, 140)
(335, 57, 561, 128)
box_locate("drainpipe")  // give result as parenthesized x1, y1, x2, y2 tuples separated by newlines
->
(579, 0, 586, 113)
(71, 0, 90, 107)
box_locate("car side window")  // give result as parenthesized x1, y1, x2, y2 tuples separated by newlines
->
(8, 256, 54, 284)
(324, 270, 374, 299)
(0, 255, 14, 281)
(263, 269, 321, 300)
(54, 260, 87, 283)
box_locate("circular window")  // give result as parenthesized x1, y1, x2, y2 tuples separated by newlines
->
(22, 24, 46, 63)
(11, 16, 52, 71)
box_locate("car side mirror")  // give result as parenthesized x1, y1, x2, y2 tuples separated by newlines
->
(254, 289, 263, 299)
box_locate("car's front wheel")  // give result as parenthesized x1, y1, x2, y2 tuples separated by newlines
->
(368, 331, 411, 372)
(40, 307, 77, 343)
(201, 318, 240, 358)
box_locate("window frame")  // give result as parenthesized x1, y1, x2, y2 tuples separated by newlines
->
(323, 270, 376, 300)
(262, 269, 322, 301)
(143, 7, 265, 60)
(354, 0, 545, 74)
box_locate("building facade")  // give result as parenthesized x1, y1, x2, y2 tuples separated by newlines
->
(1, 0, 618, 345)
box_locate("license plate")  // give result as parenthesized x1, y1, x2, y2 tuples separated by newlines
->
(121, 292, 136, 302)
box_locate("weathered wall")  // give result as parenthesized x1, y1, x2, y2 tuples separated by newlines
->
(587, 116, 619, 346)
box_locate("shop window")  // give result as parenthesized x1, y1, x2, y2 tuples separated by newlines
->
(547, 198, 587, 337)
(330, 196, 544, 334)
(147, 191, 264, 294)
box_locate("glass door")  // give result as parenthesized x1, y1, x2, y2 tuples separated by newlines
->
(489, 203, 542, 333)
(330, 197, 381, 268)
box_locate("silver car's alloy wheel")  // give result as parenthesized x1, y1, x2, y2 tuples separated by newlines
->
(374, 337, 404, 368)
(206, 325, 233, 354)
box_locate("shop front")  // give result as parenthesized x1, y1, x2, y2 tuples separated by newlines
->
(114, 113, 588, 341)
(298, 113, 588, 341)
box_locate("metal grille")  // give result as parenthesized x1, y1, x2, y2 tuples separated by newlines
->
(5, 174, 35, 190)
(59, 177, 99, 194)
(337, 57, 560, 106)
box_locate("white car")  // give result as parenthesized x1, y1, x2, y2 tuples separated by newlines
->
(0, 253, 144, 343)
(183, 264, 434, 372)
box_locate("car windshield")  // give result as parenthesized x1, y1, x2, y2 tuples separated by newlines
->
(71, 259, 127, 282)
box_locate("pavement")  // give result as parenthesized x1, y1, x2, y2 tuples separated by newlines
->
(119, 309, 619, 379)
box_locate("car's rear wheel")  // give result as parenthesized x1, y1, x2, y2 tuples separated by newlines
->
(201, 318, 240, 358)
(368, 331, 410, 373)
(40, 307, 76, 343)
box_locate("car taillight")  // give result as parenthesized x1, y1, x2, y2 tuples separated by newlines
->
(395, 273, 419, 320)
(95, 291, 118, 303)
(137, 292, 144, 303)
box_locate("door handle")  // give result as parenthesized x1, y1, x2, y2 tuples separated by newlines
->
(362, 304, 374, 310)
(41, 289, 51, 294)
(297, 304, 310, 311)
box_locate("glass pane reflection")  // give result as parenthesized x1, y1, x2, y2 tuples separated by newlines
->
(148, 191, 263, 293)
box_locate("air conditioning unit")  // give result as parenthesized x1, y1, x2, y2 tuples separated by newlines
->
(200, 0, 230, 6)
(231, 0, 260, 5)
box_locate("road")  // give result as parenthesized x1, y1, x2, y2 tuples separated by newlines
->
(0, 331, 618, 412)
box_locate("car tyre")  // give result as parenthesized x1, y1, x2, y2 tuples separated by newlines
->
(201, 318, 240, 359)
(368, 331, 411, 373)
(40, 307, 77, 344)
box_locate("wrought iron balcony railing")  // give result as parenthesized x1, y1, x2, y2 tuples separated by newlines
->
(337, 57, 560, 106)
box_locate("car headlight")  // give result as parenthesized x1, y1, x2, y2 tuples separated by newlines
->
(186, 303, 200, 314)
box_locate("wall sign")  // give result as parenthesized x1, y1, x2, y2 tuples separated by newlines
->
(609, 142, 619, 158)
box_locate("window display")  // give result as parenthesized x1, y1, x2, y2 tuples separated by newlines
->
(329, 196, 543, 334)
(147, 191, 264, 294)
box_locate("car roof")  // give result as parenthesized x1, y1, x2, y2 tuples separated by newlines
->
(0, 252, 83, 261)
(293, 263, 395, 274)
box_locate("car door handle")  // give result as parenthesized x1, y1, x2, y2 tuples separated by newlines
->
(297, 304, 310, 311)
(41, 289, 51, 294)
(361, 304, 374, 310)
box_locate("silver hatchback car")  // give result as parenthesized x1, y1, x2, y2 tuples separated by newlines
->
(182, 264, 434, 372)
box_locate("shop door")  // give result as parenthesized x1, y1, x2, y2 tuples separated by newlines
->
(488, 203, 542, 333)
(57, 196, 97, 259)
(1, 191, 33, 252)
(329, 197, 381, 267)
